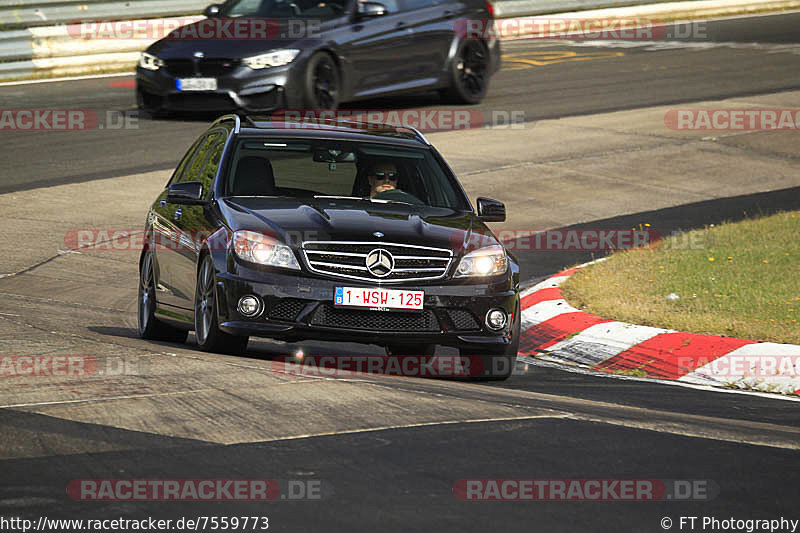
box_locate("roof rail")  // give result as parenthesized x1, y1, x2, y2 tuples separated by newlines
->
(211, 114, 242, 133)
(238, 113, 259, 130)
(403, 125, 431, 146)
(317, 117, 431, 145)
(229, 113, 431, 145)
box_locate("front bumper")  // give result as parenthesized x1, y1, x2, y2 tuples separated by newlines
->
(136, 62, 304, 112)
(214, 266, 518, 350)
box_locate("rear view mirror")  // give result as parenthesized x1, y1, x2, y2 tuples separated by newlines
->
(313, 149, 356, 163)
(167, 181, 205, 205)
(476, 197, 506, 222)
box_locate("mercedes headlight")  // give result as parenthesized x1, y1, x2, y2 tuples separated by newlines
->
(455, 245, 508, 278)
(232, 231, 300, 270)
(138, 52, 164, 71)
(243, 49, 300, 69)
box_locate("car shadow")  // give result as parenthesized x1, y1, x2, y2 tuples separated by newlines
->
(134, 91, 451, 124)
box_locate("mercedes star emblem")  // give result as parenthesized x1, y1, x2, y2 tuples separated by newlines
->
(366, 249, 394, 278)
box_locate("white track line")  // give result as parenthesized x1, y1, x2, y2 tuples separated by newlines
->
(223, 414, 571, 445)
(1, 389, 213, 409)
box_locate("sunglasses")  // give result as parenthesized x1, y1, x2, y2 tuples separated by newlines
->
(372, 171, 398, 181)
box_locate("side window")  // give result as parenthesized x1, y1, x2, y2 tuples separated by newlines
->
(169, 136, 205, 186)
(198, 133, 226, 199)
(180, 133, 219, 183)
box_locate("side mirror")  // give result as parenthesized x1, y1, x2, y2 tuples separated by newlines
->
(356, 1, 387, 18)
(203, 4, 222, 17)
(167, 181, 205, 205)
(476, 197, 506, 222)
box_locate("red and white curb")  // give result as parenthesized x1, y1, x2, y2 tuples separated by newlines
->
(518, 263, 800, 396)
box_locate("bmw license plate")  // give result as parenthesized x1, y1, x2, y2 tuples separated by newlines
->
(176, 78, 218, 91)
(335, 287, 424, 310)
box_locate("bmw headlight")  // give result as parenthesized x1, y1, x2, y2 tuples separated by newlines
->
(455, 245, 508, 278)
(138, 52, 164, 71)
(243, 49, 300, 69)
(232, 231, 300, 270)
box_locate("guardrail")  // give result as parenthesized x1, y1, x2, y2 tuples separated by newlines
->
(1, 0, 799, 81)
(0, 0, 208, 29)
(1, 0, 674, 28)
(492, 0, 672, 17)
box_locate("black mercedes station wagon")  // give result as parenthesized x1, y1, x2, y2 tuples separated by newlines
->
(136, 0, 500, 114)
(138, 115, 519, 379)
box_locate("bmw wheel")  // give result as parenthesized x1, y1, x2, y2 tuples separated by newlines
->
(303, 52, 340, 110)
(441, 40, 490, 105)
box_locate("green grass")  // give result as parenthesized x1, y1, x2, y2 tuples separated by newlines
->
(561, 210, 800, 344)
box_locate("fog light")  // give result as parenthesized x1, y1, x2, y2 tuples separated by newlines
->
(238, 295, 262, 317)
(486, 308, 507, 330)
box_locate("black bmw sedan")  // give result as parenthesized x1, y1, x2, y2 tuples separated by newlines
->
(138, 114, 519, 379)
(136, 0, 500, 114)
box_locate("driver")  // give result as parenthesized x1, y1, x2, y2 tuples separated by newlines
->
(368, 161, 400, 199)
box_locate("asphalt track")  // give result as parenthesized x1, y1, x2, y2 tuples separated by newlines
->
(1, 12, 800, 533)
(2, 12, 800, 193)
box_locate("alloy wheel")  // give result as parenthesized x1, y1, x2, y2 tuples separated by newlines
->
(456, 41, 489, 97)
(195, 258, 215, 345)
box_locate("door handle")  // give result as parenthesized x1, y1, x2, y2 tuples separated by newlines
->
(443, 9, 452, 16)
(174, 208, 182, 221)
(397, 21, 406, 28)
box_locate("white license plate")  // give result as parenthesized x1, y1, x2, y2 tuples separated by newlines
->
(335, 287, 424, 310)
(177, 78, 218, 91)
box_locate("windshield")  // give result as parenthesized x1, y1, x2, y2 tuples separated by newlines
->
(219, 0, 346, 19)
(226, 138, 470, 210)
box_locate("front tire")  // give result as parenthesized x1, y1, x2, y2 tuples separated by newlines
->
(194, 255, 249, 354)
(136, 87, 170, 119)
(440, 40, 490, 105)
(303, 52, 341, 110)
(138, 251, 188, 343)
